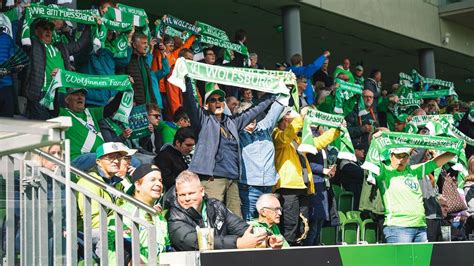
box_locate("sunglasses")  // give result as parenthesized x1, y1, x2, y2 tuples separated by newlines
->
(207, 97, 225, 103)
(263, 207, 282, 214)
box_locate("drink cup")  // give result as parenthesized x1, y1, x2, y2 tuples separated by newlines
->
(196, 227, 214, 251)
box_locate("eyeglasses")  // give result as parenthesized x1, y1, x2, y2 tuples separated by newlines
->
(101, 154, 123, 162)
(263, 207, 282, 214)
(392, 153, 409, 159)
(149, 113, 160, 119)
(207, 97, 225, 103)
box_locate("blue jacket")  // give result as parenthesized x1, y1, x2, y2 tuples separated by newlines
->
(183, 78, 275, 178)
(81, 47, 132, 106)
(148, 54, 169, 109)
(287, 54, 327, 105)
(239, 101, 284, 186)
(0, 32, 14, 88)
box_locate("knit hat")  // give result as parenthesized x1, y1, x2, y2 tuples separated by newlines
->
(204, 83, 226, 104)
(127, 164, 161, 194)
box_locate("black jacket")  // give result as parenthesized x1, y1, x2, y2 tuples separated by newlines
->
(18, 18, 91, 102)
(126, 53, 155, 105)
(167, 196, 249, 251)
(154, 144, 189, 190)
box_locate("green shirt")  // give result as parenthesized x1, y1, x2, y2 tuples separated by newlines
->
(376, 160, 438, 227)
(59, 107, 104, 160)
(156, 121, 178, 144)
(248, 220, 290, 248)
(107, 201, 170, 265)
(43, 43, 65, 93)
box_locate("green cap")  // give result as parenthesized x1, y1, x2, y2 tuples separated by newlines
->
(204, 82, 226, 103)
(95, 142, 129, 159)
(395, 113, 409, 122)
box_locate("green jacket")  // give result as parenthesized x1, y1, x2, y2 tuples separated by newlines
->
(156, 121, 179, 144)
(77, 170, 124, 230)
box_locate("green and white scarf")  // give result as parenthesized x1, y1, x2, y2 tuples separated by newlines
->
(406, 116, 474, 146)
(412, 88, 457, 99)
(21, 4, 97, 46)
(235, 67, 299, 111)
(161, 14, 199, 35)
(195, 21, 229, 41)
(40, 69, 134, 123)
(392, 97, 422, 118)
(334, 78, 366, 116)
(168, 58, 288, 95)
(298, 108, 356, 161)
(469, 106, 474, 122)
(361, 131, 466, 183)
(198, 35, 249, 57)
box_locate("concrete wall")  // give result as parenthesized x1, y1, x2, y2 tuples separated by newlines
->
(300, 0, 474, 56)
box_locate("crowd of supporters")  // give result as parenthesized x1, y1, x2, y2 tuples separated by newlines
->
(1, 0, 474, 264)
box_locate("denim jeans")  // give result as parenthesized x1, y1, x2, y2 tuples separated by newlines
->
(238, 183, 272, 221)
(304, 218, 325, 246)
(383, 226, 427, 243)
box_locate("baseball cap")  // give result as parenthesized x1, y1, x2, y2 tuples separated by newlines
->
(113, 142, 137, 156)
(395, 113, 409, 122)
(390, 148, 412, 155)
(66, 88, 88, 95)
(95, 142, 129, 159)
(278, 107, 300, 122)
(355, 65, 364, 71)
(204, 82, 226, 104)
(127, 164, 161, 194)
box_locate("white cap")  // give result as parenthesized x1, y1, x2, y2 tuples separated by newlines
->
(390, 147, 412, 155)
(114, 142, 137, 156)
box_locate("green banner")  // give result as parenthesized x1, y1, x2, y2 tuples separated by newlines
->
(168, 58, 288, 95)
(40, 69, 134, 123)
(198, 34, 249, 57)
(413, 88, 457, 99)
(299, 108, 356, 161)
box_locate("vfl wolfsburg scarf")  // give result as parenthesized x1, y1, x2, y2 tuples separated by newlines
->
(198, 35, 249, 57)
(161, 14, 199, 35)
(361, 132, 466, 183)
(169, 58, 288, 95)
(406, 116, 474, 146)
(195, 21, 229, 41)
(298, 108, 356, 161)
(334, 78, 366, 116)
(21, 4, 97, 46)
(235, 67, 299, 111)
(40, 69, 134, 123)
(412, 88, 457, 99)
(392, 97, 422, 118)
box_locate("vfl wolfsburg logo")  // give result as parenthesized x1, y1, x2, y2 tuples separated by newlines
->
(122, 92, 133, 108)
(117, 39, 127, 51)
(404, 178, 419, 192)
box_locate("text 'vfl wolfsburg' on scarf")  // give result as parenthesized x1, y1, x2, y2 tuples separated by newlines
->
(168, 58, 288, 95)
(361, 131, 466, 184)
(40, 69, 134, 123)
(298, 108, 357, 161)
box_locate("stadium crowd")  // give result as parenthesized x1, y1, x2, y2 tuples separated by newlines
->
(1, 0, 474, 264)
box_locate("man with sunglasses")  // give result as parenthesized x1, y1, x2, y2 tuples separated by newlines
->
(374, 144, 457, 243)
(20, 18, 91, 120)
(182, 79, 277, 217)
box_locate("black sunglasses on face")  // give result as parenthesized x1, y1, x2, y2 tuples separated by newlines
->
(207, 97, 225, 103)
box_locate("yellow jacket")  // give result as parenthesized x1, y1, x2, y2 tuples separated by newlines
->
(272, 116, 340, 194)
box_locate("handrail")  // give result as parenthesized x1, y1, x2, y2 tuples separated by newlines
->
(33, 148, 157, 215)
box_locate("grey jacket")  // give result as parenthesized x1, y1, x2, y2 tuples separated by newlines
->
(183, 78, 275, 177)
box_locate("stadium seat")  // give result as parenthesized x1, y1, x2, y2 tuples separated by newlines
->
(320, 226, 337, 245)
(338, 191, 354, 214)
(338, 211, 360, 245)
(345, 211, 378, 243)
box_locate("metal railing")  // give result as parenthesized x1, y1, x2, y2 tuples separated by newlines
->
(0, 144, 159, 265)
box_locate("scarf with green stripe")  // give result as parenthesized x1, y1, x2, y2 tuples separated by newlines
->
(40, 69, 134, 123)
(334, 78, 366, 116)
(234, 67, 299, 111)
(168, 58, 288, 95)
(298, 108, 356, 161)
(21, 3, 98, 46)
(392, 97, 422, 119)
(361, 131, 466, 184)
